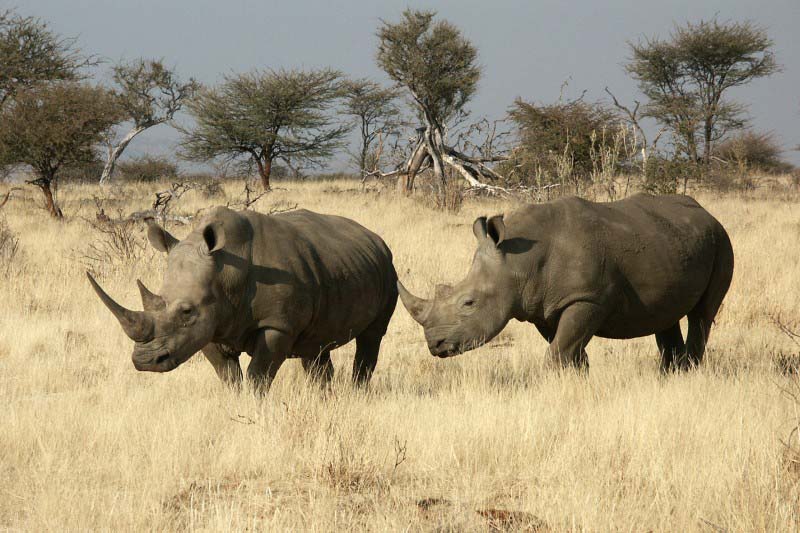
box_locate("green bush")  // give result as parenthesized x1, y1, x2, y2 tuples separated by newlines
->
(116, 156, 179, 182)
(503, 97, 629, 187)
(642, 156, 697, 195)
(715, 131, 794, 174)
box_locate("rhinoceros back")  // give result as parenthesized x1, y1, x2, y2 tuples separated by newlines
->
(239, 208, 396, 357)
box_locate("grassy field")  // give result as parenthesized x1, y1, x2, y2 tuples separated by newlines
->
(1, 178, 799, 531)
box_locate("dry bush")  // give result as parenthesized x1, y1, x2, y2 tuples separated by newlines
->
(78, 215, 147, 276)
(433, 177, 464, 213)
(503, 96, 633, 191)
(116, 155, 179, 183)
(0, 216, 20, 272)
(716, 131, 794, 175)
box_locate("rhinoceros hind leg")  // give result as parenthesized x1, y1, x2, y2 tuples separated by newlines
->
(684, 298, 722, 369)
(546, 302, 605, 371)
(202, 343, 242, 386)
(302, 350, 333, 385)
(352, 290, 396, 386)
(656, 322, 686, 372)
(683, 242, 733, 369)
(353, 333, 382, 386)
(247, 329, 292, 394)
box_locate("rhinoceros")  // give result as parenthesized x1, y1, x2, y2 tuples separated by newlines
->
(398, 193, 734, 371)
(88, 206, 398, 390)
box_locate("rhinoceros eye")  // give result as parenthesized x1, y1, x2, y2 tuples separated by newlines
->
(462, 298, 475, 307)
(178, 303, 194, 320)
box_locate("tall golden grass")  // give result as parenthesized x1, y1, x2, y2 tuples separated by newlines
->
(0, 178, 799, 531)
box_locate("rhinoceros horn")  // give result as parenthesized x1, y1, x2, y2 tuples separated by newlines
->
(397, 280, 432, 325)
(136, 279, 165, 312)
(87, 272, 154, 342)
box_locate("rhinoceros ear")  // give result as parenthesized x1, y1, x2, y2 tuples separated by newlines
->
(202, 222, 226, 254)
(146, 218, 179, 253)
(473, 215, 505, 248)
(472, 216, 488, 241)
(487, 215, 505, 246)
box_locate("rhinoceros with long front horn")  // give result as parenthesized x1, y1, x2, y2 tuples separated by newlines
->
(398, 193, 734, 372)
(88, 206, 398, 390)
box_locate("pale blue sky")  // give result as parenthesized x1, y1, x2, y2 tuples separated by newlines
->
(12, 0, 800, 168)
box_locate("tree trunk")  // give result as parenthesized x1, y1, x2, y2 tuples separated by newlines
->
(258, 157, 273, 191)
(34, 178, 63, 218)
(424, 123, 447, 192)
(99, 125, 148, 184)
(403, 130, 430, 193)
(702, 119, 713, 166)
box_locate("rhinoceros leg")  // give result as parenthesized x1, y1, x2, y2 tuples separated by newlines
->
(352, 291, 396, 386)
(247, 328, 293, 394)
(684, 299, 723, 369)
(202, 343, 242, 386)
(547, 302, 606, 370)
(656, 322, 686, 372)
(353, 333, 382, 386)
(683, 264, 732, 369)
(302, 350, 333, 385)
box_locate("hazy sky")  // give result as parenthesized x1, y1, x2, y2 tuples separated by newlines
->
(14, 0, 800, 168)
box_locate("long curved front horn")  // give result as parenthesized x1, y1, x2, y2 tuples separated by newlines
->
(397, 280, 432, 325)
(87, 272, 154, 342)
(137, 279, 165, 312)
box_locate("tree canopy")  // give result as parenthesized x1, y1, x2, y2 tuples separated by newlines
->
(0, 9, 93, 109)
(0, 82, 121, 217)
(342, 78, 402, 176)
(627, 18, 779, 164)
(181, 68, 348, 190)
(377, 9, 480, 129)
(100, 58, 198, 184)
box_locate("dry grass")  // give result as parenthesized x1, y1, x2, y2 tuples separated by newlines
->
(1, 178, 799, 531)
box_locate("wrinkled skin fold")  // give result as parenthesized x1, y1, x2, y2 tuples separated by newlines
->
(399, 193, 734, 372)
(89, 207, 398, 391)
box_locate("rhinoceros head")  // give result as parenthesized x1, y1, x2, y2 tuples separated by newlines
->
(88, 217, 228, 372)
(398, 215, 516, 357)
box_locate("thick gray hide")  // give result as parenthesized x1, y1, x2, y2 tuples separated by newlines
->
(89, 206, 398, 389)
(398, 194, 734, 371)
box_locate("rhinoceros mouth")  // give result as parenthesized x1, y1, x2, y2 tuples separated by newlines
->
(431, 339, 489, 358)
(132, 350, 178, 372)
(430, 343, 462, 358)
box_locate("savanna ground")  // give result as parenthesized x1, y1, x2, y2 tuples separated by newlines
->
(1, 177, 800, 531)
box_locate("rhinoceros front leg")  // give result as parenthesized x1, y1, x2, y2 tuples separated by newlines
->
(546, 302, 606, 370)
(247, 328, 293, 394)
(302, 350, 333, 385)
(202, 343, 242, 386)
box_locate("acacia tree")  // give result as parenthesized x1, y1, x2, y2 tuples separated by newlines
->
(0, 83, 121, 217)
(376, 10, 504, 192)
(0, 9, 93, 109)
(181, 68, 348, 190)
(99, 58, 198, 184)
(627, 18, 779, 164)
(342, 78, 401, 177)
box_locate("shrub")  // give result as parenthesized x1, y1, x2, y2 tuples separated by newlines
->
(642, 156, 697, 195)
(116, 156, 179, 182)
(504, 97, 629, 187)
(58, 158, 105, 183)
(715, 131, 794, 174)
(79, 216, 147, 276)
(0, 216, 20, 272)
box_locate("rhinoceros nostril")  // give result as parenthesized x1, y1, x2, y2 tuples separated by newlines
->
(155, 353, 171, 365)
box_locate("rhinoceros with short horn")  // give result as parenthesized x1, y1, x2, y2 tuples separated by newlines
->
(88, 206, 398, 390)
(398, 193, 733, 371)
